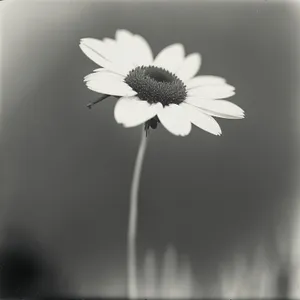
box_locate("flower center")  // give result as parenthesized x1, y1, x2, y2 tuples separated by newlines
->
(124, 66, 187, 106)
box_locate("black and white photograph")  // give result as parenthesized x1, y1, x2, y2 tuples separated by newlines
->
(1, 0, 300, 298)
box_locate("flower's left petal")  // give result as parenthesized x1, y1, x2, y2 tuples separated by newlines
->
(180, 103, 222, 136)
(188, 84, 236, 99)
(176, 53, 201, 81)
(85, 71, 137, 97)
(79, 38, 112, 67)
(102, 35, 136, 75)
(157, 104, 191, 136)
(84, 68, 125, 81)
(80, 38, 134, 76)
(154, 43, 185, 73)
(114, 97, 163, 127)
(185, 97, 245, 119)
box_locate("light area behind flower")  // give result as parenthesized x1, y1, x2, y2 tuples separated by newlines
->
(140, 245, 194, 299)
(83, 243, 292, 298)
(80, 29, 244, 137)
(140, 244, 285, 298)
(217, 247, 275, 298)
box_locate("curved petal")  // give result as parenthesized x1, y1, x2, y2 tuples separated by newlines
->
(101, 38, 128, 71)
(102, 38, 125, 62)
(103, 37, 118, 55)
(115, 30, 154, 68)
(154, 43, 185, 73)
(132, 34, 153, 66)
(106, 37, 136, 75)
(80, 38, 132, 76)
(180, 103, 222, 136)
(186, 75, 226, 89)
(185, 97, 245, 119)
(115, 29, 136, 65)
(188, 84, 235, 99)
(114, 97, 163, 127)
(157, 104, 191, 136)
(176, 53, 201, 81)
(85, 70, 137, 97)
(84, 68, 124, 81)
(79, 38, 111, 66)
(115, 29, 134, 44)
(116, 30, 153, 67)
(80, 31, 153, 76)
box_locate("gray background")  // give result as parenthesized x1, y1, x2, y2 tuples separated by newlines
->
(1, 0, 300, 297)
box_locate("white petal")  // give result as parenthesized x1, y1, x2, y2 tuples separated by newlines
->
(80, 38, 132, 76)
(115, 29, 134, 43)
(85, 70, 136, 97)
(132, 34, 153, 66)
(116, 30, 153, 67)
(103, 38, 124, 62)
(185, 97, 245, 119)
(157, 104, 191, 136)
(83, 68, 124, 82)
(154, 43, 185, 73)
(180, 103, 222, 136)
(102, 38, 125, 62)
(114, 97, 163, 127)
(115, 29, 137, 66)
(186, 75, 227, 89)
(188, 84, 235, 99)
(96, 36, 135, 75)
(176, 53, 201, 81)
(79, 38, 111, 66)
(103, 37, 117, 53)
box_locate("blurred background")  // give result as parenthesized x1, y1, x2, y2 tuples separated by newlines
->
(1, 0, 300, 297)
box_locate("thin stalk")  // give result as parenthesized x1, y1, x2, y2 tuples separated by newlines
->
(127, 127, 148, 299)
(86, 94, 110, 109)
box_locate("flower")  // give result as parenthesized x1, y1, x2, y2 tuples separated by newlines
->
(80, 29, 244, 136)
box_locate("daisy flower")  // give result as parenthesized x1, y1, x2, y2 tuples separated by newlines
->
(80, 29, 244, 136)
(79, 29, 245, 300)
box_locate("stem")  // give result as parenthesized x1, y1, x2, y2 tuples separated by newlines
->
(127, 127, 148, 299)
(86, 94, 110, 109)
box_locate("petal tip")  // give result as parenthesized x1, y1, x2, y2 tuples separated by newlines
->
(169, 43, 185, 55)
(216, 128, 222, 136)
(192, 52, 202, 61)
(79, 37, 96, 45)
(236, 108, 245, 119)
(178, 131, 190, 137)
(177, 43, 185, 55)
(116, 29, 133, 40)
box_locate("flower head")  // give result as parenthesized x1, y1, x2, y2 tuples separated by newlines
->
(80, 29, 244, 136)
